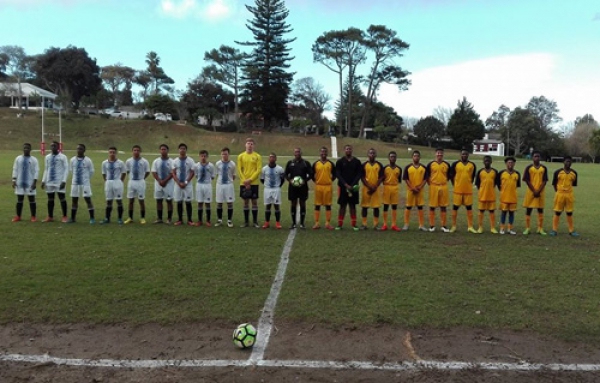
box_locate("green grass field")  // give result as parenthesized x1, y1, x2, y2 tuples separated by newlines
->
(1, 109, 599, 344)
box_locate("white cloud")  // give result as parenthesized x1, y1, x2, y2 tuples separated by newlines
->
(159, 0, 233, 21)
(0, 0, 89, 5)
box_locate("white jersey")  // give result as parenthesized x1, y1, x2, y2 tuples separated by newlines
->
(195, 162, 215, 185)
(152, 156, 174, 182)
(12, 154, 39, 189)
(42, 152, 69, 187)
(126, 157, 150, 181)
(215, 160, 236, 185)
(101, 159, 126, 181)
(70, 156, 95, 186)
(172, 156, 196, 183)
(261, 164, 285, 189)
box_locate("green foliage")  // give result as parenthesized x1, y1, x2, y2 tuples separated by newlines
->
(447, 97, 485, 151)
(145, 51, 174, 95)
(183, 77, 233, 128)
(413, 116, 445, 147)
(145, 94, 176, 116)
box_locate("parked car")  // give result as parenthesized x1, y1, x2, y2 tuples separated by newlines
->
(104, 108, 124, 118)
(155, 113, 172, 121)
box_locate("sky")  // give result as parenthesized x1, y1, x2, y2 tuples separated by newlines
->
(1, 0, 599, 127)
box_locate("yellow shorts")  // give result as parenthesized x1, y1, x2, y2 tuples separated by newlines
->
(361, 186, 382, 208)
(523, 190, 546, 209)
(453, 193, 473, 207)
(314, 184, 333, 206)
(428, 184, 449, 208)
(553, 192, 574, 213)
(406, 188, 425, 207)
(500, 202, 518, 212)
(478, 201, 496, 211)
(382, 185, 400, 205)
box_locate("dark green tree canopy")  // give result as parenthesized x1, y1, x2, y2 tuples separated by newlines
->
(446, 97, 485, 151)
(414, 116, 445, 147)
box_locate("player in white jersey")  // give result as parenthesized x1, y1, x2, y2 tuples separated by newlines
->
(151, 144, 174, 224)
(124, 145, 151, 224)
(100, 146, 127, 224)
(214, 147, 236, 228)
(194, 149, 216, 227)
(12, 143, 39, 222)
(69, 143, 96, 224)
(172, 143, 196, 226)
(260, 152, 285, 229)
(41, 141, 69, 223)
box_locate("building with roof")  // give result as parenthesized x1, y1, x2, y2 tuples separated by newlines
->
(473, 133, 505, 157)
(1, 82, 58, 109)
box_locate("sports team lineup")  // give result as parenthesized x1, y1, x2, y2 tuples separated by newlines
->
(12, 137, 579, 237)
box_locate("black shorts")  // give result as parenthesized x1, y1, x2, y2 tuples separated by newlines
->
(288, 184, 309, 201)
(239, 185, 259, 200)
(337, 185, 359, 206)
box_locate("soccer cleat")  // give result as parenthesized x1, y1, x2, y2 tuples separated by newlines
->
(275, 222, 282, 229)
(227, 221, 234, 228)
(402, 224, 409, 231)
(352, 226, 360, 232)
(118, 219, 124, 225)
(89, 219, 96, 225)
(240, 222, 249, 228)
(391, 225, 401, 232)
(312, 223, 321, 230)
(476, 227, 483, 234)
(140, 218, 147, 225)
(325, 224, 335, 230)
(360, 225, 368, 230)
(214, 220, 223, 227)
(418, 226, 428, 232)
(449, 226, 457, 233)
(429, 227, 436, 232)
(490, 228, 499, 234)
(499, 229, 505, 235)
(467, 227, 477, 234)
(299, 224, 306, 229)
(173, 220, 183, 226)
(12, 216, 21, 222)
(66, 219, 76, 224)
(124, 218, 133, 225)
(30, 216, 37, 223)
(380, 224, 388, 231)
(165, 220, 172, 225)
(290, 224, 297, 230)
(153, 219, 164, 224)
(508, 230, 517, 235)
(537, 229, 547, 236)
(262, 222, 270, 229)
(205, 222, 211, 227)
(548, 230, 557, 237)
(569, 231, 580, 237)
(61, 216, 68, 223)
(42, 217, 54, 223)
(187, 221, 194, 226)
(441, 226, 450, 233)
(253, 222, 260, 228)
(100, 218, 110, 225)
(334, 226, 342, 231)
(373, 226, 381, 231)
(523, 228, 530, 235)
(194, 221, 203, 227)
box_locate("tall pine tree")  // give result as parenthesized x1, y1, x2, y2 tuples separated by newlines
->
(237, 0, 295, 130)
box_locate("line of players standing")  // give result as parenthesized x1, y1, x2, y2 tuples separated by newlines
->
(11, 139, 579, 236)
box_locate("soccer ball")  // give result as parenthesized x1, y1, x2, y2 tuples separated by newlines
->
(292, 176, 304, 187)
(352, 184, 360, 192)
(233, 323, 257, 349)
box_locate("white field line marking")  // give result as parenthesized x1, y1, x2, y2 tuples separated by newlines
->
(3, 354, 600, 372)
(249, 227, 296, 362)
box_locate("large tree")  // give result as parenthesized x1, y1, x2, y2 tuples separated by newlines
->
(413, 116, 445, 147)
(100, 64, 135, 108)
(183, 76, 234, 131)
(33, 46, 102, 109)
(485, 104, 511, 132)
(145, 51, 174, 95)
(526, 95, 562, 131)
(237, 0, 295, 130)
(567, 114, 600, 161)
(334, 76, 364, 136)
(290, 76, 330, 128)
(446, 97, 485, 151)
(358, 25, 410, 138)
(504, 107, 539, 156)
(203, 45, 248, 130)
(0, 45, 34, 110)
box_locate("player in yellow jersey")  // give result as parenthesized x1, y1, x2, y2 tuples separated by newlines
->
(522, 150, 548, 235)
(498, 156, 521, 235)
(237, 138, 262, 228)
(474, 155, 499, 234)
(381, 151, 402, 231)
(312, 147, 336, 229)
(449, 149, 477, 233)
(402, 150, 428, 231)
(549, 156, 579, 237)
(426, 148, 451, 232)
(360, 148, 385, 230)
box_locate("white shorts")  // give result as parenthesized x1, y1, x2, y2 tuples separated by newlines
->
(154, 180, 174, 200)
(196, 183, 213, 203)
(14, 185, 37, 196)
(216, 183, 235, 204)
(127, 179, 146, 200)
(264, 187, 282, 205)
(104, 180, 124, 200)
(45, 184, 66, 194)
(71, 184, 93, 198)
(174, 183, 193, 202)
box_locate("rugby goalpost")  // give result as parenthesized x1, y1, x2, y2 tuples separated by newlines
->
(40, 98, 62, 155)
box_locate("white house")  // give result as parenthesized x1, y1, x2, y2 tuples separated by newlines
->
(1, 82, 58, 109)
(473, 134, 505, 157)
